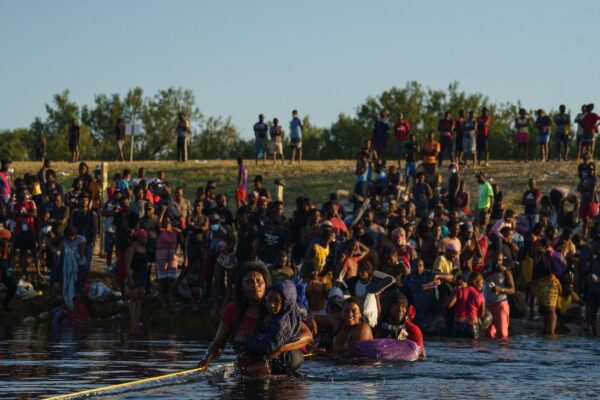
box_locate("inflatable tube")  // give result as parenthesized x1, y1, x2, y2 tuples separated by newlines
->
(351, 339, 421, 361)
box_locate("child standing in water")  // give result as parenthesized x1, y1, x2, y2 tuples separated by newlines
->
(244, 279, 304, 375)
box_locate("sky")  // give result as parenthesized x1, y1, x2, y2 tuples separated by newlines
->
(0, 0, 598, 138)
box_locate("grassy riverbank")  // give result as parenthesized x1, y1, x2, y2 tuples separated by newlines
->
(14, 159, 581, 211)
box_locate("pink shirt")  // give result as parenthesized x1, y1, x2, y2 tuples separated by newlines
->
(454, 286, 484, 323)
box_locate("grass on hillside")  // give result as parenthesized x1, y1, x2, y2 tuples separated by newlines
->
(13, 159, 582, 211)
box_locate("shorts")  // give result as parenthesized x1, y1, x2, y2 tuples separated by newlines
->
(579, 202, 599, 220)
(392, 141, 405, 157)
(405, 161, 416, 178)
(15, 231, 35, 251)
(116, 250, 126, 285)
(69, 139, 79, 153)
(463, 134, 475, 153)
(476, 135, 488, 152)
(131, 270, 148, 289)
(555, 132, 569, 144)
(289, 138, 302, 149)
(255, 137, 267, 156)
(537, 133, 550, 144)
(117, 139, 125, 151)
(236, 188, 247, 204)
(455, 134, 463, 152)
(576, 134, 582, 145)
(271, 140, 283, 155)
(581, 134, 594, 146)
(156, 249, 178, 279)
(516, 132, 529, 145)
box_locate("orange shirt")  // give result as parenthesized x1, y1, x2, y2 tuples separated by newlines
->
(422, 140, 440, 165)
(0, 228, 11, 260)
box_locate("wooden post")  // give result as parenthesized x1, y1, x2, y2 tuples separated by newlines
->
(99, 162, 108, 255)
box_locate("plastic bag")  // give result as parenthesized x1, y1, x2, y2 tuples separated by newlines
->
(88, 281, 114, 302)
(363, 293, 378, 328)
(16, 279, 36, 298)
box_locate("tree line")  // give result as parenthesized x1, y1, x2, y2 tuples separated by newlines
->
(0, 82, 576, 161)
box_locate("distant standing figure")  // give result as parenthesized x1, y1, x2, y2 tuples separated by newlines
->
(372, 111, 390, 163)
(574, 104, 587, 160)
(581, 104, 600, 159)
(69, 118, 81, 163)
(476, 108, 491, 166)
(515, 108, 530, 162)
(463, 111, 478, 166)
(392, 113, 410, 169)
(535, 109, 552, 162)
(176, 112, 191, 162)
(553, 105, 571, 161)
(270, 118, 284, 165)
(454, 110, 465, 165)
(254, 114, 269, 166)
(115, 118, 126, 162)
(35, 133, 46, 162)
(438, 111, 455, 167)
(289, 110, 304, 164)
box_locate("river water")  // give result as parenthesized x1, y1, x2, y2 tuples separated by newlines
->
(1, 324, 599, 399)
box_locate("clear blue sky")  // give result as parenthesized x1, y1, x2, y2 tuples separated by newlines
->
(0, 0, 598, 137)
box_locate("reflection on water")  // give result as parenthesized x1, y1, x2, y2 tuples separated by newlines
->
(1, 325, 599, 399)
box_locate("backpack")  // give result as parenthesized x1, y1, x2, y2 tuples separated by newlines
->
(508, 291, 527, 318)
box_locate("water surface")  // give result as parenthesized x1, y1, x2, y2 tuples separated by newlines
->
(1, 325, 599, 399)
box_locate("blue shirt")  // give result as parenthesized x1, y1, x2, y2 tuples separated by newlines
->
(118, 179, 131, 192)
(290, 117, 302, 140)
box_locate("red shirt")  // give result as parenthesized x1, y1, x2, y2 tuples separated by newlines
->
(221, 302, 260, 344)
(393, 121, 410, 142)
(405, 320, 424, 347)
(582, 113, 600, 135)
(453, 286, 484, 323)
(328, 217, 348, 237)
(12, 200, 37, 234)
(477, 115, 491, 137)
(395, 243, 414, 268)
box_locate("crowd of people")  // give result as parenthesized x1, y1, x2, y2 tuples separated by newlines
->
(0, 103, 598, 377)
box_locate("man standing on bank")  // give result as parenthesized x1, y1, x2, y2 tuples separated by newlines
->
(176, 112, 191, 162)
(289, 110, 304, 164)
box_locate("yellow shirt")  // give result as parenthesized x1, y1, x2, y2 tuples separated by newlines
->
(312, 243, 329, 273)
(535, 274, 562, 309)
